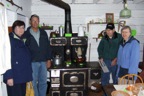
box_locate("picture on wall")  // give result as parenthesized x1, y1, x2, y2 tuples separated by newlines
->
(106, 13, 114, 23)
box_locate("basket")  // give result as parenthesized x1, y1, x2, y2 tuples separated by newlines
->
(111, 90, 130, 96)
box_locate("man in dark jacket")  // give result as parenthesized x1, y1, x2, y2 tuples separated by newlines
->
(97, 23, 122, 86)
(24, 14, 51, 96)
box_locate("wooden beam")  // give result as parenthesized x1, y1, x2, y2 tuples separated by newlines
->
(113, 0, 122, 4)
(93, 0, 101, 3)
(97, 0, 114, 4)
(72, 0, 75, 4)
(61, 0, 72, 4)
(133, 0, 144, 3)
(74, 0, 94, 3)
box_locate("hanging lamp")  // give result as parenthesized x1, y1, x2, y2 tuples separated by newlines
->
(120, 0, 131, 18)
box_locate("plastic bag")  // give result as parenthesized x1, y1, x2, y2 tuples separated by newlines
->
(25, 82, 34, 96)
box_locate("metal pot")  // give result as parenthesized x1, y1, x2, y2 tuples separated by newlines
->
(53, 55, 62, 65)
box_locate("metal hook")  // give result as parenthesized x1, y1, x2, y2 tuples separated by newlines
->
(6, 0, 23, 11)
(0, 1, 4, 6)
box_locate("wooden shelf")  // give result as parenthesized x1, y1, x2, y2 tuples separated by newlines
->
(88, 22, 107, 24)
(88, 22, 118, 24)
(87, 22, 118, 32)
(41, 26, 53, 30)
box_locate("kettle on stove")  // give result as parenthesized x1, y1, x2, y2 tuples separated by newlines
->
(75, 47, 85, 63)
(53, 54, 62, 66)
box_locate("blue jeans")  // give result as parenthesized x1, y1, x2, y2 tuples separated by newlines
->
(32, 62, 47, 96)
(101, 59, 117, 86)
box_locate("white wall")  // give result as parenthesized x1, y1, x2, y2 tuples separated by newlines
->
(31, 1, 144, 31)
(1, 0, 31, 30)
(31, 0, 144, 61)
(1, 0, 31, 17)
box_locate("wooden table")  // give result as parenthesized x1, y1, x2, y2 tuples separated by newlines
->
(103, 84, 116, 96)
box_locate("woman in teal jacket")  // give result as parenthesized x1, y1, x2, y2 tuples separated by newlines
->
(116, 26, 140, 81)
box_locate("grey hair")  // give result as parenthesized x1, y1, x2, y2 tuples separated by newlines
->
(121, 26, 132, 33)
(30, 14, 39, 21)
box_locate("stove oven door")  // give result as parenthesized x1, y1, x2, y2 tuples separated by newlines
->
(60, 69, 88, 90)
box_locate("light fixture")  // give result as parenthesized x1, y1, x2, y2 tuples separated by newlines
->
(120, 0, 131, 18)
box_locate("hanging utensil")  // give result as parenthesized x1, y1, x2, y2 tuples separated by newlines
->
(118, 20, 126, 32)
(0, 2, 4, 6)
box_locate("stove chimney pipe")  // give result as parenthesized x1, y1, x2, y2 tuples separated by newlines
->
(41, 0, 72, 34)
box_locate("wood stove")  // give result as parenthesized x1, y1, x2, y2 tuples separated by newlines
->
(49, 62, 101, 96)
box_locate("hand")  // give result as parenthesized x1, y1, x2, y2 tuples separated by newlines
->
(99, 58, 103, 63)
(46, 60, 51, 68)
(7, 79, 14, 86)
(111, 58, 117, 66)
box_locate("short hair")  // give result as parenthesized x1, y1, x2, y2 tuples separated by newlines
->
(30, 14, 39, 21)
(12, 20, 25, 31)
(121, 26, 132, 33)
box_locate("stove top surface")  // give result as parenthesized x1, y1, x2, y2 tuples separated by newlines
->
(49, 61, 100, 70)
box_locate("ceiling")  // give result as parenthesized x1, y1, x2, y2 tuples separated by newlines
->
(62, 0, 144, 4)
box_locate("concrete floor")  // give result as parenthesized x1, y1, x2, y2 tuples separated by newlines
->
(88, 90, 104, 96)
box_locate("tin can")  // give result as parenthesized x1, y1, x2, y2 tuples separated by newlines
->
(59, 25, 64, 37)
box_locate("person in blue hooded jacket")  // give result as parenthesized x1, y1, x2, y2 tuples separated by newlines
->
(3, 20, 32, 96)
(116, 26, 140, 83)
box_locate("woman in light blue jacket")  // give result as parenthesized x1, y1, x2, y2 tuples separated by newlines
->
(116, 26, 140, 81)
